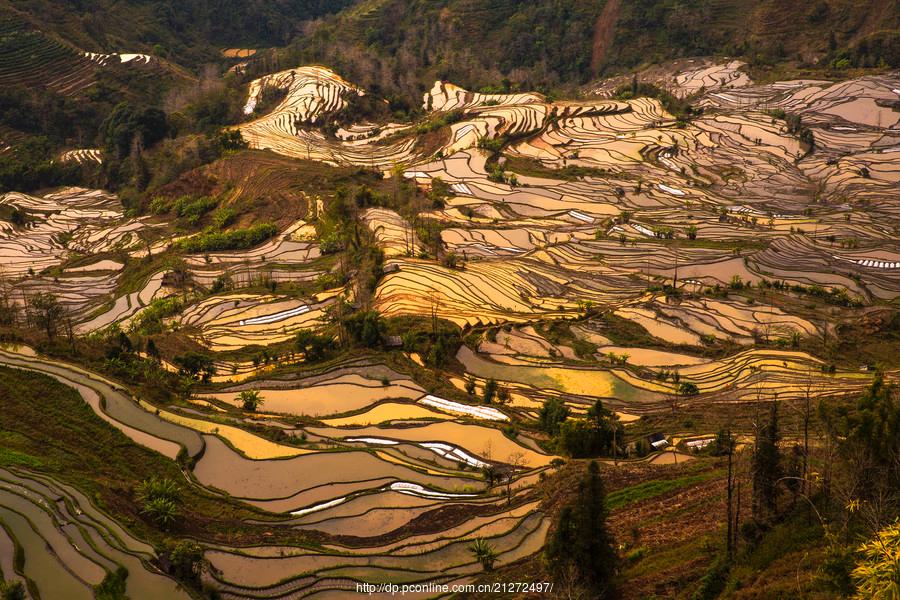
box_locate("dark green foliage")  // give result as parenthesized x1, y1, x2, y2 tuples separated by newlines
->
(0, 136, 78, 192)
(558, 419, 600, 458)
(343, 310, 385, 348)
(614, 81, 697, 120)
(469, 537, 498, 572)
(428, 177, 451, 208)
(713, 428, 736, 456)
(0, 85, 100, 144)
(539, 397, 570, 436)
(819, 540, 857, 596)
(482, 378, 498, 404)
(151, 194, 220, 228)
(215, 130, 248, 153)
(173, 352, 216, 382)
(751, 400, 781, 524)
(95, 566, 129, 600)
(557, 400, 623, 458)
(8, 1, 354, 68)
(571, 338, 598, 358)
(425, 334, 451, 367)
(184, 85, 243, 133)
(176, 223, 278, 253)
(782, 113, 815, 151)
(130, 297, 184, 335)
(295, 329, 332, 361)
(678, 382, 700, 396)
(845, 31, 900, 68)
(692, 557, 729, 600)
(820, 374, 900, 510)
(101, 102, 169, 159)
(546, 461, 617, 597)
(0, 582, 25, 600)
(27, 292, 65, 341)
(160, 539, 203, 585)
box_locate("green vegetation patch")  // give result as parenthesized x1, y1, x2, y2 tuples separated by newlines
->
(606, 471, 719, 511)
(176, 222, 278, 253)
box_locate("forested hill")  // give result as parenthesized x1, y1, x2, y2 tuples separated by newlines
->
(4, 0, 898, 81)
(0, 0, 355, 64)
(281, 0, 900, 97)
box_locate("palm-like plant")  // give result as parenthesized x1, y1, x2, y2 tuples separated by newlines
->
(239, 389, 264, 412)
(469, 537, 498, 572)
(141, 496, 178, 529)
(136, 476, 181, 529)
(136, 476, 180, 503)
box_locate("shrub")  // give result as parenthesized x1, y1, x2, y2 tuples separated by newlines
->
(177, 223, 278, 253)
(482, 378, 498, 404)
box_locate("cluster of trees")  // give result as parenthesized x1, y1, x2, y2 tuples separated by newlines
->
(825, 30, 900, 70)
(173, 352, 216, 383)
(0, 84, 101, 144)
(709, 375, 900, 596)
(101, 102, 169, 159)
(614, 78, 698, 122)
(286, 0, 605, 99)
(0, 291, 74, 343)
(150, 194, 222, 229)
(465, 377, 510, 405)
(0, 136, 79, 192)
(159, 539, 204, 589)
(540, 398, 625, 459)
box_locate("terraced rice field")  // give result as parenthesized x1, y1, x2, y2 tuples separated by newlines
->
(0, 187, 125, 276)
(238, 66, 419, 168)
(59, 148, 103, 164)
(0, 468, 189, 599)
(0, 17, 99, 95)
(184, 220, 323, 287)
(1, 59, 897, 598)
(0, 344, 555, 597)
(203, 373, 425, 417)
(177, 293, 331, 351)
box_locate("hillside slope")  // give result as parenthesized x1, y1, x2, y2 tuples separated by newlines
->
(0, 0, 355, 65)
(282, 0, 900, 97)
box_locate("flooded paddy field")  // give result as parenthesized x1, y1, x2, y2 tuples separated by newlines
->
(0, 57, 897, 599)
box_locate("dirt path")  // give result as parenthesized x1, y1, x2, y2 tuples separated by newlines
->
(591, 0, 621, 77)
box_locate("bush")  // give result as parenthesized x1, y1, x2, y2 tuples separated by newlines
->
(343, 310, 384, 348)
(572, 339, 598, 358)
(678, 382, 700, 396)
(130, 296, 183, 334)
(176, 223, 278, 253)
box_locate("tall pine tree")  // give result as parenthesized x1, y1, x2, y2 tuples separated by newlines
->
(752, 400, 781, 524)
(546, 461, 618, 597)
